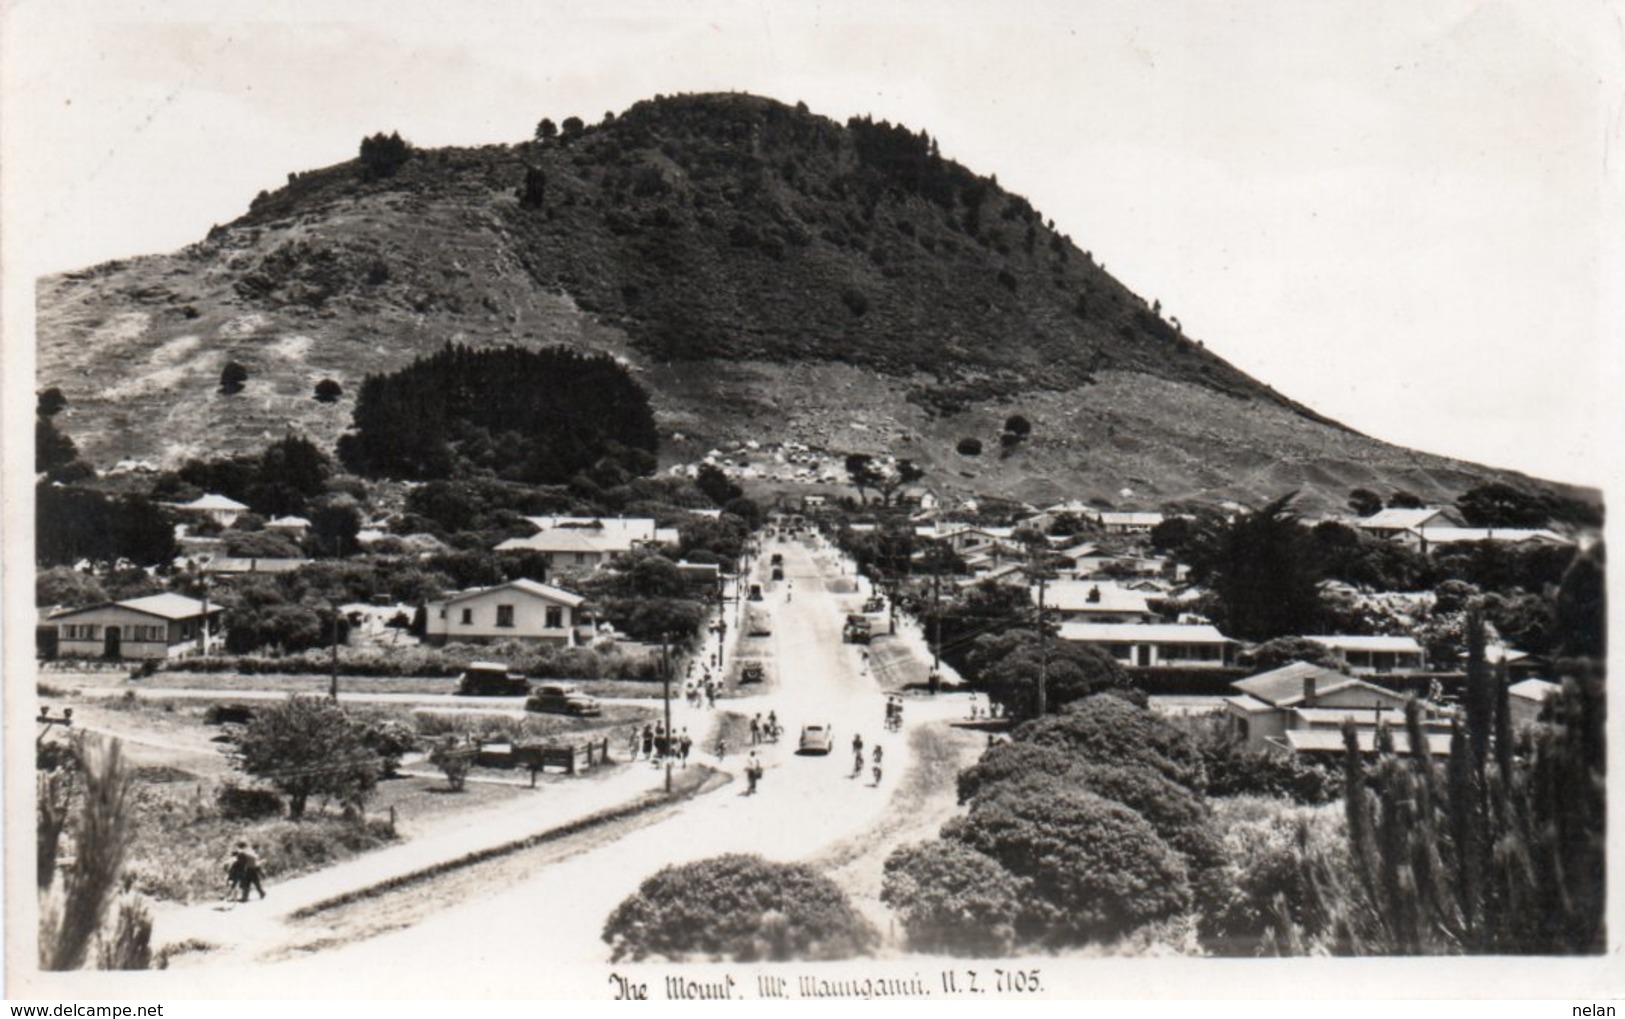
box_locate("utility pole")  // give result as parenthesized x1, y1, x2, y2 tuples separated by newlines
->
(661, 631, 673, 794)
(1036, 571, 1048, 717)
(329, 601, 341, 702)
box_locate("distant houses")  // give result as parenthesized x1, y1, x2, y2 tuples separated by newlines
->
(1057, 622, 1234, 669)
(1304, 634, 1427, 677)
(494, 516, 678, 570)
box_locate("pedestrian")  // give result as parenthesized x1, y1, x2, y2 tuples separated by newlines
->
(767, 710, 778, 741)
(228, 842, 264, 901)
(679, 729, 692, 768)
(750, 714, 762, 745)
(628, 726, 640, 759)
(852, 733, 865, 778)
(871, 744, 884, 787)
(745, 751, 763, 795)
(706, 682, 717, 709)
(641, 724, 654, 760)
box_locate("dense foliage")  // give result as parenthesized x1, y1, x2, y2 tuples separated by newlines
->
(236, 697, 381, 820)
(880, 841, 1026, 955)
(602, 854, 878, 962)
(338, 344, 658, 483)
(35, 486, 176, 567)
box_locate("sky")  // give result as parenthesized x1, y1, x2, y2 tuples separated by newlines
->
(3, 0, 1619, 488)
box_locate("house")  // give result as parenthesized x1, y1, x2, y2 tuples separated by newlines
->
(1224, 661, 1417, 751)
(1356, 506, 1465, 539)
(170, 493, 250, 528)
(50, 593, 224, 661)
(495, 529, 616, 570)
(1508, 678, 1562, 729)
(1091, 511, 1165, 534)
(202, 557, 306, 577)
(1057, 622, 1235, 669)
(424, 579, 586, 647)
(497, 516, 676, 565)
(1041, 582, 1157, 624)
(1305, 634, 1427, 676)
(264, 515, 311, 540)
(1396, 526, 1573, 556)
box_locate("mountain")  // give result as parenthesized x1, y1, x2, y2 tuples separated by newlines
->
(34, 92, 1593, 512)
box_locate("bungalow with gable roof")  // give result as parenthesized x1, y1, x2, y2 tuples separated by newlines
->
(424, 578, 586, 647)
(1090, 510, 1165, 534)
(50, 593, 225, 661)
(1356, 506, 1465, 540)
(170, 493, 250, 528)
(1396, 526, 1573, 556)
(1224, 661, 1435, 752)
(1057, 621, 1234, 669)
(1507, 678, 1563, 729)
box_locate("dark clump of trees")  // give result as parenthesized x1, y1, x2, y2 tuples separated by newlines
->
(358, 131, 412, 181)
(153, 435, 333, 521)
(219, 361, 248, 395)
(36, 486, 176, 567)
(314, 379, 344, 403)
(337, 344, 658, 484)
(603, 854, 878, 962)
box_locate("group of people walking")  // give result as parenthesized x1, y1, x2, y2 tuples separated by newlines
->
(225, 841, 265, 902)
(851, 733, 884, 786)
(630, 723, 693, 767)
(748, 711, 781, 745)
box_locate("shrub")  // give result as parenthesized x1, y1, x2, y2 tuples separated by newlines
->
(40, 736, 136, 970)
(956, 437, 982, 456)
(1003, 414, 1031, 439)
(95, 893, 154, 970)
(314, 379, 344, 403)
(1013, 694, 1207, 792)
(880, 840, 1025, 956)
(358, 131, 412, 181)
(214, 781, 285, 820)
(942, 783, 1191, 946)
(603, 854, 878, 962)
(219, 362, 248, 395)
(428, 736, 476, 791)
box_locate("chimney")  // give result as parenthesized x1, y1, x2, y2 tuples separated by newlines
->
(1303, 675, 1318, 707)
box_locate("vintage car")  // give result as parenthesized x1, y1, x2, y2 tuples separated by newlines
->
(738, 660, 765, 684)
(456, 662, 531, 696)
(524, 681, 603, 716)
(797, 723, 834, 755)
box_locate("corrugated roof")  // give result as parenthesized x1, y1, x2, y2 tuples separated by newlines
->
(177, 493, 249, 512)
(1508, 678, 1562, 702)
(1306, 634, 1423, 653)
(1415, 527, 1571, 546)
(53, 592, 218, 621)
(1359, 507, 1460, 531)
(439, 578, 585, 608)
(1058, 622, 1231, 644)
(1225, 694, 1277, 715)
(496, 531, 612, 554)
(1233, 662, 1358, 707)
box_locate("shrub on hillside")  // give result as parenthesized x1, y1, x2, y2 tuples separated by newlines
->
(214, 781, 285, 821)
(602, 854, 878, 962)
(956, 437, 982, 456)
(219, 362, 248, 395)
(314, 378, 344, 403)
(880, 840, 1025, 956)
(942, 784, 1191, 946)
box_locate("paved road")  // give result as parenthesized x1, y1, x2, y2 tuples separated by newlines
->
(159, 537, 963, 995)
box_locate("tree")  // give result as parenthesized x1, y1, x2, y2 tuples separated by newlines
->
(965, 629, 1130, 720)
(942, 782, 1191, 946)
(877, 458, 925, 506)
(1455, 482, 1550, 529)
(1554, 541, 1604, 658)
(1205, 493, 1321, 641)
(428, 736, 475, 791)
(309, 498, 362, 558)
(1347, 488, 1383, 518)
(314, 378, 344, 403)
(1003, 414, 1031, 439)
(844, 453, 883, 504)
(956, 437, 983, 456)
(358, 131, 412, 181)
(603, 854, 878, 962)
(535, 118, 558, 141)
(1388, 490, 1425, 509)
(1013, 694, 1207, 792)
(36, 567, 107, 609)
(224, 530, 303, 560)
(38, 387, 67, 418)
(236, 697, 380, 819)
(219, 361, 249, 395)
(518, 166, 548, 209)
(880, 841, 1026, 956)
(695, 463, 741, 506)
(1236, 636, 1350, 675)
(561, 116, 585, 139)
(36, 417, 79, 476)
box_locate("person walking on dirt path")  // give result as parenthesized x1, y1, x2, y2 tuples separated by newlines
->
(750, 714, 762, 745)
(745, 751, 763, 795)
(871, 744, 884, 787)
(851, 733, 865, 778)
(641, 725, 654, 760)
(679, 729, 692, 767)
(228, 842, 265, 901)
(627, 727, 641, 760)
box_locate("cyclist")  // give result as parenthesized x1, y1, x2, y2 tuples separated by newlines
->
(872, 744, 884, 786)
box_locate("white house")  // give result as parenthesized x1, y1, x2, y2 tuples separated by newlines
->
(50, 593, 224, 661)
(1508, 678, 1562, 729)
(1057, 622, 1234, 669)
(497, 516, 676, 565)
(1041, 582, 1157, 624)
(425, 579, 586, 647)
(1305, 634, 1427, 676)
(495, 529, 617, 570)
(1396, 527, 1573, 556)
(1356, 506, 1465, 539)
(171, 493, 250, 528)
(1091, 511, 1165, 534)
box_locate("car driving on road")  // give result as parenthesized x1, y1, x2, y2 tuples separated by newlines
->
(797, 723, 834, 755)
(456, 662, 531, 696)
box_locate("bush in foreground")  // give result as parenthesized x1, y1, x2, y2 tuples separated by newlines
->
(880, 841, 1025, 956)
(603, 854, 877, 962)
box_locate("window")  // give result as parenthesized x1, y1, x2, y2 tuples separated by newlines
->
(545, 607, 563, 629)
(460, 608, 473, 625)
(496, 605, 515, 628)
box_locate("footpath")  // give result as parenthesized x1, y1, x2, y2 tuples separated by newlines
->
(154, 718, 732, 965)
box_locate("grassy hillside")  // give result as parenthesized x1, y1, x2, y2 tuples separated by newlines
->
(34, 92, 1591, 511)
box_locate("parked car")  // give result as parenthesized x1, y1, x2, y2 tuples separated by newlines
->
(843, 615, 871, 645)
(863, 596, 885, 613)
(738, 660, 765, 684)
(770, 553, 784, 566)
(747, 606, 773, 636)
(748, 583, 764, 602)
(456, 662, 531, 696)
(798, 723, 834, 755)
(771, 566, 784, 581)
(525, 681, 603, 716)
